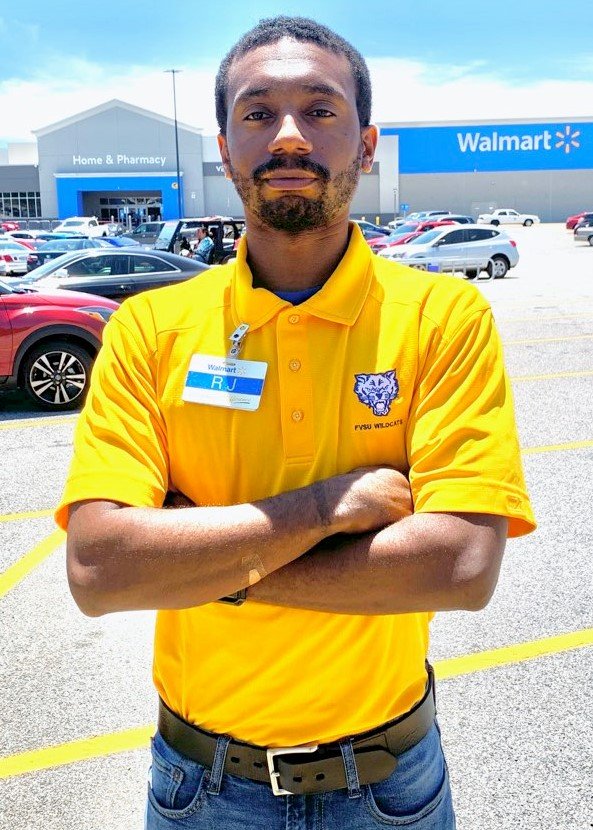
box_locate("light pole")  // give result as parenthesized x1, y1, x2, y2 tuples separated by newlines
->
(165, 69, 183, 219)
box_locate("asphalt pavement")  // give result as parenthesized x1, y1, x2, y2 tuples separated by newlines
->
(0, 223, 591, 829)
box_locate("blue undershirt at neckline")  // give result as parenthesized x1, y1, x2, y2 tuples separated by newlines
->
(273, 285, 322, 304)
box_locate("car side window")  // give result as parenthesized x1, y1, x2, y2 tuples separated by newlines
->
(67, 255, 118, 276)
(467, 228, 494, 242)
(131, 255, 176, 274)
(439, 229, 466, 245)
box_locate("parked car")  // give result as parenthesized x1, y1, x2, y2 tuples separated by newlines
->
(438, 214, 474, 224)
(565, 211, 592, 230)
(119, 221, 165, 247)
(53, 216, 103, 237)
(0, 240, 30, 275)
(27, 237, 112, 271)
(573, 224, 593, 245)
(379, 224, 519, 278)
(352, 219, 391, 237)
(21, 248, 209, 303)
(155, 216, 245, 263)
(7, 231, 85, 249)
(369, 219, 456, 252)
(572, 212, 593, 231)
(0, 279, 119, 410)
(477, 208, 540, 227)
(0, 220, 20, 232)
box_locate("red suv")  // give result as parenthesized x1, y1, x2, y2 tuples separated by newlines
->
(0, 280, 119, 410)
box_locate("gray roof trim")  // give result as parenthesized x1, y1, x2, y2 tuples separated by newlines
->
(33, 99, 203, 138)
(54, 171, 184, 178)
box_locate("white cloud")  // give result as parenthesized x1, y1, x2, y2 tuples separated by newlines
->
(3, 56, 593, 147)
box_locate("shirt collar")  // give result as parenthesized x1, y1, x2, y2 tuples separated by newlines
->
(231, 222, 374, 330)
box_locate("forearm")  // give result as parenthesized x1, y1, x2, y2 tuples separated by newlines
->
(67, 484, 332, 616)
(249, 512, 508, 614)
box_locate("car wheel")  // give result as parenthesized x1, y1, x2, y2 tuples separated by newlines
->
(491, 220, 500, 226)
(22, 340, 92, 411)
(487, 256, 509, 279)
(588, 236, 593, 247)
(523, 219, 533, 227)
(465, 269, 478, 280)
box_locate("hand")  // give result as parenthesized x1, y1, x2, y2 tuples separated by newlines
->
(324, 467, 413, 536)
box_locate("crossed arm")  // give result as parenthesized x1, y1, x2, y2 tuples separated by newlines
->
(66, 466, 507, 617)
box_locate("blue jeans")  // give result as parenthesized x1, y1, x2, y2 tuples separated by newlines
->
(145, 721, 455, 828)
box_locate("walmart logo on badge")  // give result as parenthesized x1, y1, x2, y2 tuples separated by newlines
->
(457, 125, 580, 155)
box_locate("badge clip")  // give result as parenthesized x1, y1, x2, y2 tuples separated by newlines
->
(228, 323, 250, 358)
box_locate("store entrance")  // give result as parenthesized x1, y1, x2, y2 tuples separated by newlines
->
(83, 191, 162, 228)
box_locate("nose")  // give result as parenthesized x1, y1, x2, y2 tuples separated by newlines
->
(268, 113, 313, 156)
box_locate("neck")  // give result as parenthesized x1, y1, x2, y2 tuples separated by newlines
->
(244, 215, 351, 292)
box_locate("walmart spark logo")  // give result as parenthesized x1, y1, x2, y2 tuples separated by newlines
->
(555, 125, 581, 154)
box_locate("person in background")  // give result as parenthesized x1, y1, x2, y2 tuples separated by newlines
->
(193, 226, 215, 263)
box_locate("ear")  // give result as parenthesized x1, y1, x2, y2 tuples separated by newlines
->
(360, 124, 378, 174)
(217, 134, 233, 180)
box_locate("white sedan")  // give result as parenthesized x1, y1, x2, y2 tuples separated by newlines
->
(477, 208, 540, 227)
(0, 240, 30, 275)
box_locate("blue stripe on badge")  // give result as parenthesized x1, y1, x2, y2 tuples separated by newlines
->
(185, 371, 264, 396)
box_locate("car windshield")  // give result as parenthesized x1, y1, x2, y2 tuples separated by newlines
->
(155, 222, 177, 249)
(388, 224, 418, 237)
(38, 239, 90, 251)
(408, 229, 443, 245)
(0, 241, 26, 250)
(61, 220, 85, 227)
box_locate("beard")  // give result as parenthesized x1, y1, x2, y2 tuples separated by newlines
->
(228, 153, 362, 234)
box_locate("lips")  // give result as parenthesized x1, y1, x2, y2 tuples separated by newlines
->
(262, 172, 318, 191)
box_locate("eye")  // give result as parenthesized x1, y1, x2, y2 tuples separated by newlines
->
(244, 111, 272, 122)
(308, 108, 334, 118)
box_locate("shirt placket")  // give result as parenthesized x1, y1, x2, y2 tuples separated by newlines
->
(276, 309, 315, 462)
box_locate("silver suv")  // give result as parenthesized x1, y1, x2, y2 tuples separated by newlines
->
(379, 224, 519, 278)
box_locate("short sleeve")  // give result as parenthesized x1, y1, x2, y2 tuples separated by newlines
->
(407, 307, 536, 537)
(55, 302, 169, 530)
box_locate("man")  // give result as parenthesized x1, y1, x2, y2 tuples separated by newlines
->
(193, 225, 214, 263)
(57, 16, 535, 829)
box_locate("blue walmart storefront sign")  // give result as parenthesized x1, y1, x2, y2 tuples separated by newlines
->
(382, 122, 592, 174)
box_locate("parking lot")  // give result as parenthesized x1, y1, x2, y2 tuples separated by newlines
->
(0, 222, 592, 830)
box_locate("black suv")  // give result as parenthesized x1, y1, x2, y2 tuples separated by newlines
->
(154, 216, 245, 264)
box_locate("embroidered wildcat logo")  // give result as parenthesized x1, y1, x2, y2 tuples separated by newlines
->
(354, 371, 399, 417)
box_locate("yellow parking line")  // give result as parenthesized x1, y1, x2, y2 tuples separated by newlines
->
(0, 726, 153, 780)
(435, 628, 593, 680)
(0, 529, 65, 600)
(0, 508, 55, 523)
(522, 439, 593, 455)
(511, 370, 593, 381)
(0, 628, 590, 780)
(504, 334, 593, 345)
(0, 415, 78, 431)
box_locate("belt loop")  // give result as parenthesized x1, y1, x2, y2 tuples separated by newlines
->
(339, 739, 362, 799)
(206, 734, 231, 796)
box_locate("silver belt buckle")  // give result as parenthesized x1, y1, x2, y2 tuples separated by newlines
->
(266, 744, 319, 796)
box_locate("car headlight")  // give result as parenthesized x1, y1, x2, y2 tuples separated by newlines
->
(79, 305, 115, 322)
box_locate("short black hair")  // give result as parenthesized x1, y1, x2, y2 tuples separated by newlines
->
(215, 16, 372, 134)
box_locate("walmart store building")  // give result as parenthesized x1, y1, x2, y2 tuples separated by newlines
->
(1, 99, 592, 224)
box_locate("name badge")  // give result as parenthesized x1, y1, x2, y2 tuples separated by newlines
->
(182, 354, 268, 411)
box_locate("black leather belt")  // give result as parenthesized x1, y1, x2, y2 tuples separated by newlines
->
(158, 665, 436, 796)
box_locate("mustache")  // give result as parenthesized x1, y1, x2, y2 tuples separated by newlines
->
(252, 156, 330, 183)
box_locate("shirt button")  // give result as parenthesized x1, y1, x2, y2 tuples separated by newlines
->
(289, 359, 301, 372)
(291, 410, 304, 422)
(288, 314, 300, 324)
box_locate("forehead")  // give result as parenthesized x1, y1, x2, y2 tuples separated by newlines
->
(226, 37, 357, 105)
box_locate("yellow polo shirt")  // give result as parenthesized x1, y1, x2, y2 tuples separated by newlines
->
(56, 224, 535, 747)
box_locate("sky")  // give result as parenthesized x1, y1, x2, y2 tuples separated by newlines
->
(3, 0, 593, 146)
